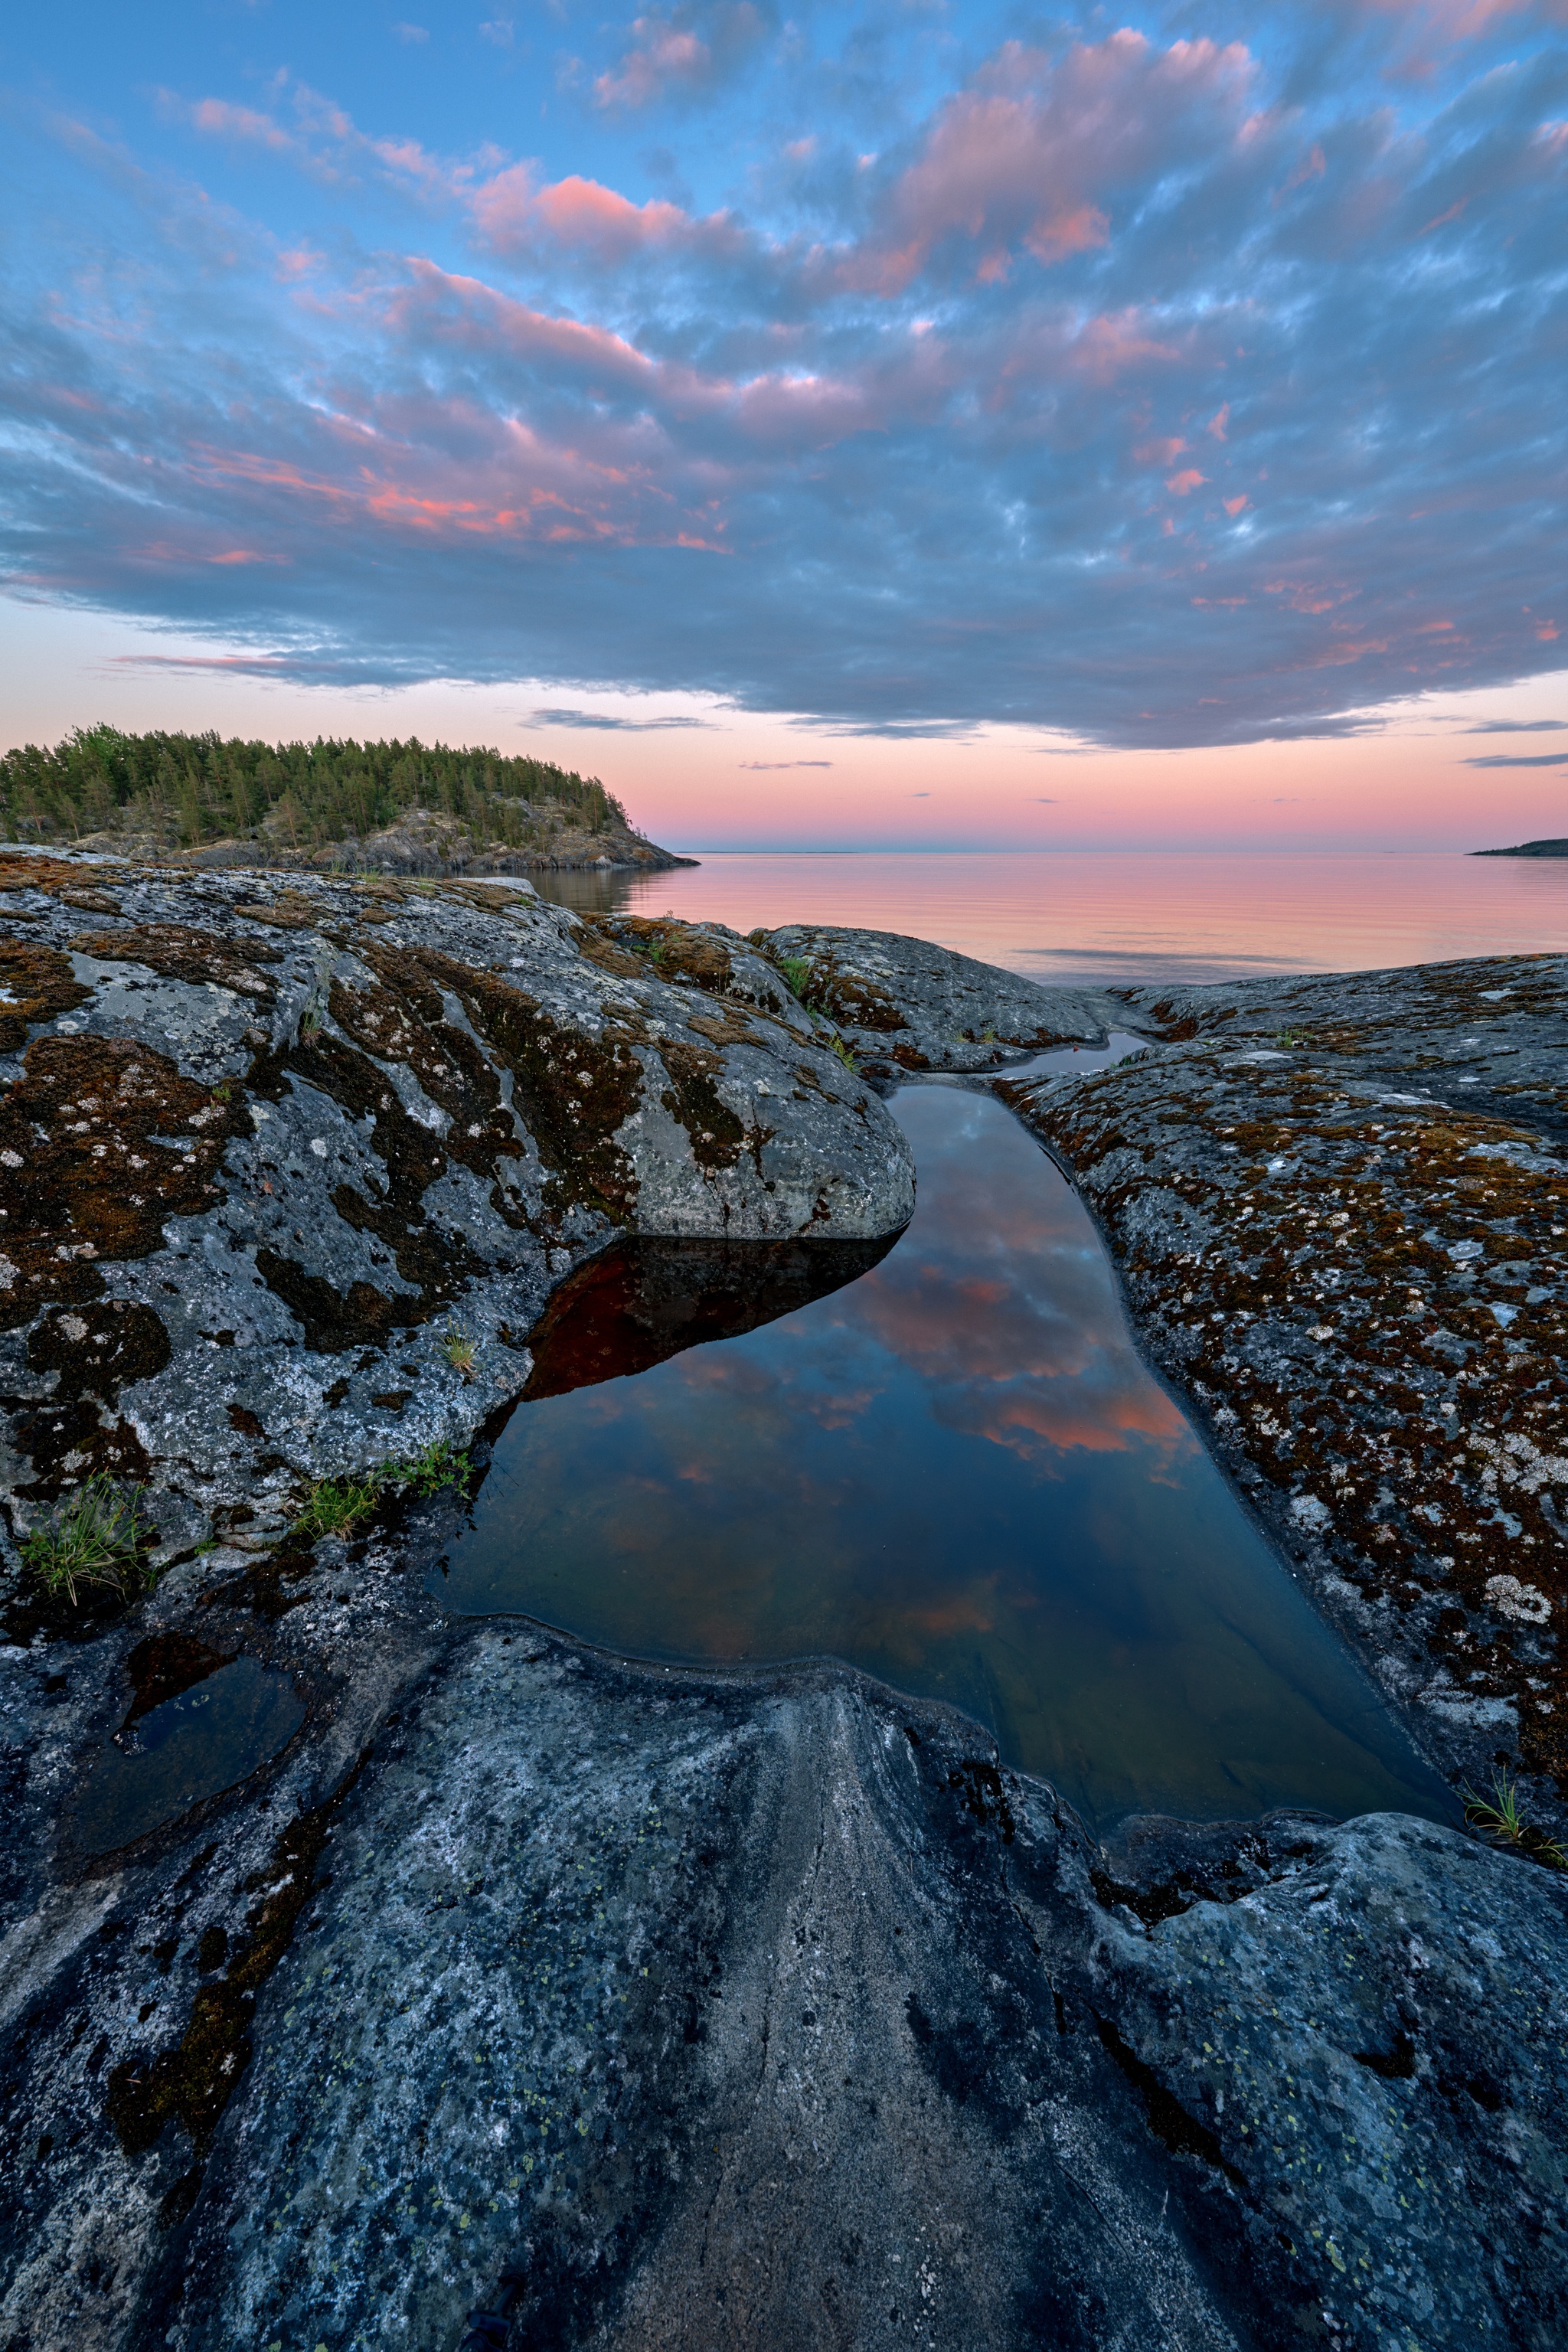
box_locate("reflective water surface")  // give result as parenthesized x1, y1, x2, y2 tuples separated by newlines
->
(436, 1088, 1450, 1834)
(74, 1654, 305, 1855)
(533, 848, 1568, 985)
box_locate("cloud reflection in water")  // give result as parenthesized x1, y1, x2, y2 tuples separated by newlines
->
(437, 1086, 1448, 1833)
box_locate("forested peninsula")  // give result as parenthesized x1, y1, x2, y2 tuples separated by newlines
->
(0, 727, 691, 873)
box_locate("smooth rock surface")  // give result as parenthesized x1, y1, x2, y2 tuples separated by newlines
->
(5, 1628, 1566, 2351)
(752, 923, 1134, 1076)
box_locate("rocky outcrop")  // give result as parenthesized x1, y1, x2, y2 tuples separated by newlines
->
(5, 1619, 1565, 2352)
(157, 803, 696, 877)
(6, 896, 1568, 2350)
(994, 954, 1568, 1838)
(0, 853, 912, 1563)
(750, 923, 1134, 1077)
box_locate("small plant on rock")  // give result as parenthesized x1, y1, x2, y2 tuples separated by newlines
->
(826, 1033, 858, 1073)
(779, 954, 812, 1000)
(386, 1438, 473, 1499)
(292, 1472, 381, 1542)
(290, 1439, 474, 1544)
(1462, 1768, 1568, 1870)
(441, 1325, 477, 1378)
(22, 1478, 154, 1608)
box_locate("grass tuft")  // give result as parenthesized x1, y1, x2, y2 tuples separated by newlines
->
(440, 1325, 477, 1378)
(384, 1438, 473, 1499)
(1462, 1767, 1568, 1870)
(289, 1439, 473, 1541)
(22, 1478, 155, 1608)
(292, 1472, 382, 1541)
(826, 1033, 858, 1072)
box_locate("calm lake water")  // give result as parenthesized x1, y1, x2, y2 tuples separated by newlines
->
(434, 1086, 1449, 1834)
(537, 848, 1568, 986)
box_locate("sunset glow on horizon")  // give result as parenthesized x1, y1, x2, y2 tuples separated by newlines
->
(2, 0, 1565, 846)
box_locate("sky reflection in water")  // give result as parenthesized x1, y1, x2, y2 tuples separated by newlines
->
(437, 1088, 1449, 1833)
(72, 1656, 304, 1856)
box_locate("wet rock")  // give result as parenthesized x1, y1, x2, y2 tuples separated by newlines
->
(0, 851, 913, 1555)
(750, 924, 1132, 1076)
(1089, 1807, 1568, 2350)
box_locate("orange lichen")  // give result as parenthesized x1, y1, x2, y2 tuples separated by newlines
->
(0, 939, 92, 1054)
(0, 1035, 245, 1333)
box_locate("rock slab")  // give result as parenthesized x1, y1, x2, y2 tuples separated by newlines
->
(5, 1635, 1566, 2350)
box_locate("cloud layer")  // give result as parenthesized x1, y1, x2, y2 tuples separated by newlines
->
(2, 1, 1565, 748)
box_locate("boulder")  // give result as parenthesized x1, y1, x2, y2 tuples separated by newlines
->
(750, 923, 1136, 1076)
(0, 853, 913, 1555)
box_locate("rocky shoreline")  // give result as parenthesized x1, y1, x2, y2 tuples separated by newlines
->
(2, 858, 1566, 2350)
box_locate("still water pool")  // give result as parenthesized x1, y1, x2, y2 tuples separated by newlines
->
(435, 1086, 1451, 1834)
(73, 1655, 304, 1856)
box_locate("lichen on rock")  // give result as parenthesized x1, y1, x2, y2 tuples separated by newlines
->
(0, 854, 914, 1556)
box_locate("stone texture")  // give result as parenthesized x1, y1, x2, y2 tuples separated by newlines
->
(5, 1625, 1566, 2351)
(750, 923, 1133, 1078)
(0, 851, 913, 1557)
(998, 952, 1568, 1834)
(7, 904, 1568, 2352)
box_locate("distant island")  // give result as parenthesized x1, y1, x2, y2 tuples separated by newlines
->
(0, 725, 694, 875)
(1472, 837, 1568, 858)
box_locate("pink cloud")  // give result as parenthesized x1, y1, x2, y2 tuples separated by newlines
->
(472, 166, 707, 262)
(596, 22, 709, 109)
(848, 31, 1257, 296)
(1223, 494, 1250, 515)
(187, 98, 299, 158)
(1134, 436, 1186, 466)
(1062, 309, 1186, 387)
(1166, 468, 1207, 495)
(592, 5, 767, 111)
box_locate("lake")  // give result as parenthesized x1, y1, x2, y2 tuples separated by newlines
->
(536, 847, 1568, 985)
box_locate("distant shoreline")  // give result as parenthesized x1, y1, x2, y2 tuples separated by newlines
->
(1472, 837, 1568, 858)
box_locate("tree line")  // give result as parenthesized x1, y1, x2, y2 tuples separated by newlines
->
(0, 727, 627, 853)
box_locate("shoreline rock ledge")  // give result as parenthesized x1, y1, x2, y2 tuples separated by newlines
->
(0, 851, 913, 1547)
(3, 864, 1568, 2352)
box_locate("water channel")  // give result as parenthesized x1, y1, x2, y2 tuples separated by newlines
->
(434, 1080, 1450, 1836)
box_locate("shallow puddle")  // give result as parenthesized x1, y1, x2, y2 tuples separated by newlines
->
(435, 1088, 1451, 1834)
(1004, 1028, 1154, 1079)
(73, 1654, 304, 1855)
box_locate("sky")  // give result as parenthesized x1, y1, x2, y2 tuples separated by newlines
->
(2, 0, 1565, 850)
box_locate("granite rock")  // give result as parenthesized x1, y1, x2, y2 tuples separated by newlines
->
(6, 903, 1568, 2352)
(0, 850, 913, 1557)
(1000, 953, 1568, 1832)
(750, 923, 1134, 1077)
(5, 1627, 1566, 2351)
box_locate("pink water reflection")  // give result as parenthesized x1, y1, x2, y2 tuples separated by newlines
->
(591, 848, 1568, 985)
